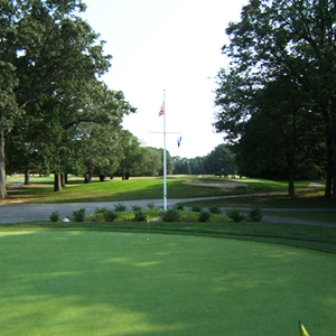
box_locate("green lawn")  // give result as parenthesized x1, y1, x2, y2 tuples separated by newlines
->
(5, 176, 307, 204)
(0, 229, 334, 335)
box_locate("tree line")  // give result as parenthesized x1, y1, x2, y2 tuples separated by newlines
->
(1, 0, 137, 196)
(214, 0, 336, 198)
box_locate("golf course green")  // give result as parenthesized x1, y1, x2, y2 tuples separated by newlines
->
(0, 229, 334, 335)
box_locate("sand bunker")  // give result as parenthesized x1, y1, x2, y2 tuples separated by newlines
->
(183, 180, 248, 189)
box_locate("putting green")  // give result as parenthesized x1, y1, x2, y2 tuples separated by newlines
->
(0, 230, 335, 335)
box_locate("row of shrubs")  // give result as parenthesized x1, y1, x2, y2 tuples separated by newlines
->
(49, 203, 263, 223)
(163, 207, 262, 223)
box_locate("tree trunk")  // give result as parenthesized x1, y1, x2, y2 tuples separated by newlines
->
(84, 172, 92, 183)
(99, 174, 106, 182)
(0, 130, 8, 198)
(325, 147, 333, 197)
(287, 154, 295, 197)
(61, 174, 65, 187)
(24, 169, 30, 185)
(64, 173, 68, 184)
(54, 173, 62, 192)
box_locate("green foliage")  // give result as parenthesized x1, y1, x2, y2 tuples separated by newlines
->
(114, 203, 127, 212)
(191, 205, 202, 212)
(92, 207, 118, 222)
(72, 208, 86, 222)
(248, 207, 263, 222)
(133, 210, 147, 222)
(103, 210, 118, 222)
(161, 209, 181, 222)
(204, 144, 236, 176)
(49, 211, 59, 222)
(147, 202, 154, 209)
(174, 204, 184, 210)
(226, 208, 245, 222)
(209, 206, 221, 214)
(198, 211, 211, 223)
(131, 205, 142, 212)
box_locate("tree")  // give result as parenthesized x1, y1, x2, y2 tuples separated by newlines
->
(3, 1, 135, 192)
(135, 147, 162, 176)
(116, 131, 142, 180)
(215, 0, 336, 197)
(204, 144, 236, 177)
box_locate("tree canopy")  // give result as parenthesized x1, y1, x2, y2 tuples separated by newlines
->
(1, 0, 135, 195)
(214, 0, 336, 197)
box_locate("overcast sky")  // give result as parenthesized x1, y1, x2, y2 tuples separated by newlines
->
(80, 0, 247, 158)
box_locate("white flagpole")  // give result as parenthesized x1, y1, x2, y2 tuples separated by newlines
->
(163, 89, 167, 211)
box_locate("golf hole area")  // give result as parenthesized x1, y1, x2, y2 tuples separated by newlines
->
(0, 230, 335, 335)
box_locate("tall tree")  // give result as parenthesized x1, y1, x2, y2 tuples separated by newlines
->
(215, 0, 336, 197)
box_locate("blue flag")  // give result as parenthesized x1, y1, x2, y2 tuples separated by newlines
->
(177, 136, 182, 148)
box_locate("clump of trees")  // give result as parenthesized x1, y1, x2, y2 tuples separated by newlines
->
(214, 0, 336, 197)
(172, 144, 237, 177)
(2, 0, 136, 196)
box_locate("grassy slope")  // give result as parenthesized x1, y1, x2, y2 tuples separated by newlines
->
(6, 175, 312, 204)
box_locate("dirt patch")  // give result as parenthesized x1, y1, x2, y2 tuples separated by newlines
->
(183, 180, 248, 189)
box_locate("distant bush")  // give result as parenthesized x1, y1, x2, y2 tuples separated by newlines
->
(161, 209, 181, 222)
(72, 208, 86, 222)
(133, 210, 147, 222)
(226, 208, 245, 222)
(49, 211, 59, 222)
(131, 205, 142, 212)
(209, 206, 221, 214)
(103, 210, 118, 222)
(191, 205, 202, 212)
(147, 202, 154, 209)
(114, 203, 127, 212)
(174, 204, 184, 211)
(198, 211, 211, 222)
(248, 207, 263, 222)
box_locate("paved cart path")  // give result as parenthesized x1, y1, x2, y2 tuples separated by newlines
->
(0, 196, 335, 227)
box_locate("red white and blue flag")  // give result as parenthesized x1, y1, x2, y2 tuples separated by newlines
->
(159, 104, 165, 117)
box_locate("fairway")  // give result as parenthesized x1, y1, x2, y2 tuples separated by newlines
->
(1, 231, 335, 335)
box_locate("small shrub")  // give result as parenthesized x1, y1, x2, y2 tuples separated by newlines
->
(114, 203, 127, 212)
(209, 206, 221, 214)
(198, 211, 211, 222)
(90, 217, 99, 222)
(72, 208, 86, 222)
(132, 205, 142, 212)
(49, 211, 59, 222)
(161, 209, 181, 222)
(94, 207, 109, 215)
(226, 208, 245, 222)
(147, 202, 154, 209)
(103, 210, 118, 222)
(174, 204, 184, 211)
(133, 210, 147, 222)
(191, 205, 202, 212)
(186, 217, 196, 222)
(249, 207, 263, 222)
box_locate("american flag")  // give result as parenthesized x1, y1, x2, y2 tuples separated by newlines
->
(159, 104, 165, 117)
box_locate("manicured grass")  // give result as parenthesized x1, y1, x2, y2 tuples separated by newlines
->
(0, 229, 335, 335)
(6, 176, 303, 204)
(180, 190, 336, 208)
(4, 220, 336, 254)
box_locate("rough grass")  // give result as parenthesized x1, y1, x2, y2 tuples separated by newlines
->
(0, 229, 335, 335)
(5, 176, 303, 204)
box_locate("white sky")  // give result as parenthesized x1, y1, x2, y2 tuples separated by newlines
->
(80, 0, 247, 158)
